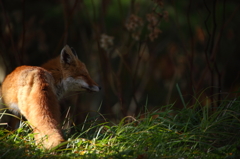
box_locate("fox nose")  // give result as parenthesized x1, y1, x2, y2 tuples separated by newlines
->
(87, 85, 101, 92)
(98, 86, 101, 90)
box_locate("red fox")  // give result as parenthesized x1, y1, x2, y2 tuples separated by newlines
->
(1, 45, 100, 149)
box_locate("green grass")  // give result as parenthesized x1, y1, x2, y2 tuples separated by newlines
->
(1, 97, 240, 159)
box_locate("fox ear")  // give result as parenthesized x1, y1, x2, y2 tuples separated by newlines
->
(70, 47, 78, 58)
(60, 45, 76, 65)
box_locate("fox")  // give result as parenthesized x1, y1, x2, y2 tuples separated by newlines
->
(1, 45, 100, 149)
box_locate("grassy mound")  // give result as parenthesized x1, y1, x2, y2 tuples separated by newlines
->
(0, 97, 240, 158)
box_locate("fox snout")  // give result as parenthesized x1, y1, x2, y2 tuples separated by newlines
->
(82, 85, 101, 92)
(89, 85, 101, 92)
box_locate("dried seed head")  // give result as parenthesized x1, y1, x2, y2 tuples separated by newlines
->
(146, 13, 158, 27)
(125, 14, 143, 32)
(149, 27, 162, 41)
(152, 0, 164, 7)
(100, 34, 114, 51)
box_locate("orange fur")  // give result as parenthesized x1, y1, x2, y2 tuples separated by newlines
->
(1, 45, 100, 149)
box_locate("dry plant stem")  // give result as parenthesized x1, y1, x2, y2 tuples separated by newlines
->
(20, 0, 25, 65)
(202, 0, 239, 110)
(211, 2, 240, 106)
(97, 44, 113, 116)
(203, 0, 218, 110)
(100, 0, 111, 32)
(0, 52, 8, 76)
(92, 0, 131, 117)
(50, 2, 78, 56)
(62, 0, 70, 44)
(117, 0, 124, 20)
(210, 0, 218, 111)
(54, 0, 80, 57)
(196, 1, 239, 94)
(132, 43, 144, 98)
(61, 0, 80, 45)
(0, 0, 20, 68)
(187, 0, 195, 97)
(115, 48, 134, 116)
(94, 10, 112, 115)
(132, 42, 148, 114)
(62, 106, 71, 130)
(115, 72, 127, 116)
(131, 0, 136, 13)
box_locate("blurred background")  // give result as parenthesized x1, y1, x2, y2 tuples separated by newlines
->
(0, 0, 240, 122)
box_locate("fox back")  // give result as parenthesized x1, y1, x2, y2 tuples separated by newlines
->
(1, 45, 100, 149)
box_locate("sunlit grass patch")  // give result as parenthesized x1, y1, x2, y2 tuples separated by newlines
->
(1, 97, 240, 158)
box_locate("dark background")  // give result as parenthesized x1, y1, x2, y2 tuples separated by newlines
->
(0, 0, 239, 120)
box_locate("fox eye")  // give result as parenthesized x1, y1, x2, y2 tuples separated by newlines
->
(76, 76, 84, 79)
(81, 75, 87, 79)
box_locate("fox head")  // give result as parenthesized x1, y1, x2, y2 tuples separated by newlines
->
(59, 45, 101, 93)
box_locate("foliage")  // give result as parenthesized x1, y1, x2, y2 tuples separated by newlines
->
(1, 95, 240, 158)
(1, 0, 240, 118)
(1, 1, 240, 158)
